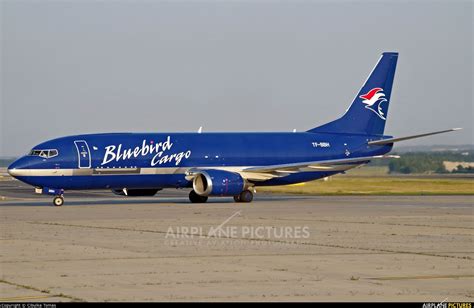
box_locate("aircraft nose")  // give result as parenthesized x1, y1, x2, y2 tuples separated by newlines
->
(7, 157, 31, 178)
(8, 160, 21, 177)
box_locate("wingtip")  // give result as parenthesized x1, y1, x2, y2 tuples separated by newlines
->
(452, 127, 463, 131)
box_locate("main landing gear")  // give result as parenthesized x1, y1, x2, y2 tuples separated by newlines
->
(189, 190, 208, 203)
(233, 190, 253, 203)
(188, 189, 254, 203)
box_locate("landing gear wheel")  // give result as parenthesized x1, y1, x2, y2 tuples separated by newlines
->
(235, 190, 253, 203)
(53, 196, 64, 206)
(189, 190, 208, 203)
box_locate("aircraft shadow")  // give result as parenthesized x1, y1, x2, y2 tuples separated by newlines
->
(0, 195, 313, 207)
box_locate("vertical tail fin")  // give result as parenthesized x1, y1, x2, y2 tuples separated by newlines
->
(308, 52, 398, 135)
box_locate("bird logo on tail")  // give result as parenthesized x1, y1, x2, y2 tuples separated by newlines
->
(359, 87, 387, 120)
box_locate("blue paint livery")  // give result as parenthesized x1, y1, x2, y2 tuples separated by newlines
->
(7, 52, 459, 204)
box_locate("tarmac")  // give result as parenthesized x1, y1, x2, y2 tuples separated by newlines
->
(0, 176, 473, 302)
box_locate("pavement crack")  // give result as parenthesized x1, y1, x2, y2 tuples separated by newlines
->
(0, 278, 84, 302)
(257, 217, 474, 230)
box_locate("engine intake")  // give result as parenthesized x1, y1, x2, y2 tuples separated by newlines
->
(192, 170, 245, 196)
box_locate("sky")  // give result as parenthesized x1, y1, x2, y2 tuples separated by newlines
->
(0, 0, 472, 157)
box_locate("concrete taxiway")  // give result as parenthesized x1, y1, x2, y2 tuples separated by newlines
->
(0, 178, 473, 301)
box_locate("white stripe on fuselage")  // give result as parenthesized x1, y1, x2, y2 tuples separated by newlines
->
(7, 164, 358, 178)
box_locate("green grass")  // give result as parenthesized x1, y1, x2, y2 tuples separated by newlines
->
(259, 176, 474, 196)
(344, 166, 390, 176)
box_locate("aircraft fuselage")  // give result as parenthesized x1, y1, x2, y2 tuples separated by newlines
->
(8, 132, 392, 190)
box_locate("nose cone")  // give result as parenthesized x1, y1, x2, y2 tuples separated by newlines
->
(8, 157, 31, 178)
(8, 160, 21, 178)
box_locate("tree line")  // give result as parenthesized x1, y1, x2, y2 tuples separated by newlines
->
(384, 152, 474, 174)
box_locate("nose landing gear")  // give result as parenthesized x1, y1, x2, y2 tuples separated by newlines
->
(36, 187, 65, 206)
(53, 195, 64, 206)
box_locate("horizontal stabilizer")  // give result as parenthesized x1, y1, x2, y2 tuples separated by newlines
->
(368, 128, 462, 146)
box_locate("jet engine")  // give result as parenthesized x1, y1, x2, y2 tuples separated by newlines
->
(192, 170, 245, 196)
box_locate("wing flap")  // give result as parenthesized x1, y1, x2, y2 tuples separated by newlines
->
(184, 155, 399, 182)
(243, 155, 399, 174)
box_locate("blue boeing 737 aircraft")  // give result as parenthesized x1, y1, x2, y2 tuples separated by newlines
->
(8, 52, 460, 206)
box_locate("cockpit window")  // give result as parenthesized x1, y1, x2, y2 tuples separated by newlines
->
(29, 149, 59, 158)
(49, 149, 58, 157)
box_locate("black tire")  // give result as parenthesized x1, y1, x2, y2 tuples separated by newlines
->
(189, 190, 208, 203)
(233, 195, 241, 202)
(53, 196, 64, 206)
(238, 190, 253, 203)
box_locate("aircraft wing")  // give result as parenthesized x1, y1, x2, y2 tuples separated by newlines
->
(239, 155, 399, 181)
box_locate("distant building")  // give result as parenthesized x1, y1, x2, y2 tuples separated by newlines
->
(443, 161, 474, 172)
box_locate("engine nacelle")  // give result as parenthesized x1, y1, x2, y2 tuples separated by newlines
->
(192, 170, 245, 197)
(111, 188, 161, 197)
